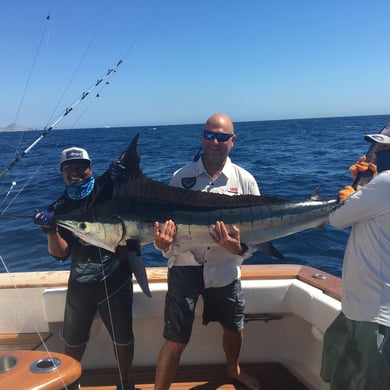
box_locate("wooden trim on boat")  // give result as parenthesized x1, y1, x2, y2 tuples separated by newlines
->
(0, 332, 52, 351)
(0, 350, 81, 390)
(297, 265, 342, 301)
(0, 271, 70, 289)
(0, 264, 342, 301)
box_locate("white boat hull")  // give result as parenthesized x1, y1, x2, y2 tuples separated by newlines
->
(0, 265, 340, 390)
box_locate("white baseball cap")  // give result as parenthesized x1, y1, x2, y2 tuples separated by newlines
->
(60, 147, 91, 167)
(364, 134, 390, 144)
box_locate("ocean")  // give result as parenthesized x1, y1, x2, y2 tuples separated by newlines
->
(1, 114, 390, 277)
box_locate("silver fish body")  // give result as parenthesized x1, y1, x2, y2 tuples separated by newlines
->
(56, 196, 337, 255)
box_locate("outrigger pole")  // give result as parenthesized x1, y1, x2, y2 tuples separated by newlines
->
(0, 59, 123, 180)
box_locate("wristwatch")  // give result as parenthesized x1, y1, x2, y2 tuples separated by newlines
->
(239, 242, 249, 256)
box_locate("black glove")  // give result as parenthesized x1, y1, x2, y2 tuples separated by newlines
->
(109, 160, 127, 182)
(34, 210, 57, 234)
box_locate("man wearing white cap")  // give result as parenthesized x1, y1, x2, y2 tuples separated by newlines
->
(321, 133, 390, 389)
(34, 147, 136, 390)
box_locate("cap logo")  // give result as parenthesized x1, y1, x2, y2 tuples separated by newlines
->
(66, 150, 84, 159)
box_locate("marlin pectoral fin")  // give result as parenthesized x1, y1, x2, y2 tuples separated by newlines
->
(127, 251, 152, 298)
(255, 242, 284, 260)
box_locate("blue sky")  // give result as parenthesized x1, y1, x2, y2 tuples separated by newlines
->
(1, 0, 390, 129)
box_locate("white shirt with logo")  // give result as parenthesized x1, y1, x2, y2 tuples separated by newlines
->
(160, 157, 260, 288)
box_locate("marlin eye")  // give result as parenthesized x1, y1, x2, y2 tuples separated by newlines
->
(79, 222, 87, 230)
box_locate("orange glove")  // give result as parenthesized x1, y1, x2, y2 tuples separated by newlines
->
(349, 156, 378, 179)
(338, 185, 362, 202)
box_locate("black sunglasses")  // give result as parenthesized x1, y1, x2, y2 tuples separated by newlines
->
(203, 130, 234, 143)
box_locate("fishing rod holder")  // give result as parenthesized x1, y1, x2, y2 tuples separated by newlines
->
(30, 356, 61, 373)
(0, 355, 18, 373)
(312, 273, 328, 280)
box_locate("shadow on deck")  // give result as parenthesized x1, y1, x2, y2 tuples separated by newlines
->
(81, 362, 309, 390)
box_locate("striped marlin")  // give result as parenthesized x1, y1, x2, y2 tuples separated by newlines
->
(56, 134, 338, 259)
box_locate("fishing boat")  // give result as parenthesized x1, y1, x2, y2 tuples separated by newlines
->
(0, 263, 340, 390)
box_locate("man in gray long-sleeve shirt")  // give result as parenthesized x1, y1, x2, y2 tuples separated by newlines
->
(321, 133, 390, 390)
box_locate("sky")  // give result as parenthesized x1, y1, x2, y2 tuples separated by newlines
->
(1, 0, 390, 129)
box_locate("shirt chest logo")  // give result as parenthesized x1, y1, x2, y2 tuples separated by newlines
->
(181, 177, 197, 189)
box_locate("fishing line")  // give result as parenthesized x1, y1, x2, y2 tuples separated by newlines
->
(13, 10, 53, 156)
(43, 1, 117, 129)
(0, 159, 51, 229)
(0, 254, 70, 390)
(2, 1, 117, 183)
(0, 148, 31, 207)
(121, 0, 167, 62)
(69, 67, 117, 128)
(89, 173, 133, 388)
(1, 156, 48, 215)
(67, 0, 167, 129)
(1, 182, 17, 206)
(0, 155, 73, 390)
(0, 214, 33, 219)
(2, 5, 53, 200)
(2, 7, 53, 201)
(1, 181, 31, 215)
(2, 0, 167, 181)
(0, 62, 122, 181)
(98, 244, 127, 388)
(14, 10, 51, 119)
(1, 3, 165, 384)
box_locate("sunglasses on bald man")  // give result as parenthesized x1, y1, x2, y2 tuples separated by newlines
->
(203, 130, 234, 143)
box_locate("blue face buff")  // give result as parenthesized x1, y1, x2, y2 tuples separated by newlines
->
(65, 176, 95, 200)
(375, 149, 390, 173)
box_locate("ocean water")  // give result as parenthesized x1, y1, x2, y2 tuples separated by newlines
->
(1, 114, 390, 277)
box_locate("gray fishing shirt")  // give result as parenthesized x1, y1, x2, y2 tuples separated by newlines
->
(161, 157, 260, 288)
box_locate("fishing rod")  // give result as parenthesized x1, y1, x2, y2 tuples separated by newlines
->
(1, 0, 167, 184)
(0, 59, 123, 181)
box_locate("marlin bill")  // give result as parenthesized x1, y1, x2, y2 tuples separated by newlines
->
(56, 134, 338, 259)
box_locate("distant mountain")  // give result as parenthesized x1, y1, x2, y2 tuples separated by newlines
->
(0, 123, 34, 131)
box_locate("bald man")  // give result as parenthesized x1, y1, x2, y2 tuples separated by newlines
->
(154, 113, 261, 390)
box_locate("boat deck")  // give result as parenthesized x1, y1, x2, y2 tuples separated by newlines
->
(80, 363, 309, 389)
